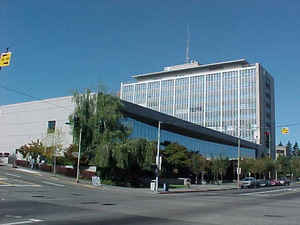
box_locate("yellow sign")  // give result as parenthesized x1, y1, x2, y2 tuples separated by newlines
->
(281, 127, 289, 134)
(0, 52, 12, 67)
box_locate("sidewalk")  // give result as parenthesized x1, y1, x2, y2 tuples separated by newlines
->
(7, 164, 237, 194)
(160, 183, 237, 194)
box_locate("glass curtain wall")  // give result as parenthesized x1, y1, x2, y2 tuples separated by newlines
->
(123, 117, 256, 159)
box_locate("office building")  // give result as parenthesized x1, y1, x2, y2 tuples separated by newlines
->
(0, 96, 262, 159)
(120, 59, 275, 158)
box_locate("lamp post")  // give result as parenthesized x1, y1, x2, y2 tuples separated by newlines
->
(65, 116, 82, 184)
(76, 127, 82, 183)
(155, 121, 161, 192)
(237, 137, 241, 189)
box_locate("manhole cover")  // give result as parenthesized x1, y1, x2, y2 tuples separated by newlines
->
(264, 215, 285, 218)
(102, 203, 116, 206)
(80, 201, 99, 205)
(32, 195, 45, 198)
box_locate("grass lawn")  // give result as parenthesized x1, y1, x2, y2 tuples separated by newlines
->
(168, 184, 186, 189)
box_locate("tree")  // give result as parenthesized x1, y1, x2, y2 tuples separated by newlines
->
(18, 139, 44, 161)
(210, 157, 230, 183)
(41, 128, 65, 163)
(286, 141, 292, 157)
(276, 155, 291, 177)
(189, 152, 207, 184)
(72, 86, 131, 180)
(240, 158, 255, 177)
(162, 143, 190, 177)
(293, 142, 300, 156)
(291, 157, 300, 178)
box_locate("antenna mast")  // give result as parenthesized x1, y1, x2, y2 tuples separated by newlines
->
(185, 24, 190, 63)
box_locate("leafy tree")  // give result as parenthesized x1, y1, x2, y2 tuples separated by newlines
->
(41, 128, 65, 163)
(293, 142, 300, 156)
(162, 143, 190, 177)
(276, 155, 292, 177)
(18, 139, 44, 161)
(189, 152, 208, 184)
(210, 157, 230, 183)
(291, 157, 300, 178)
(71, 87, 131, 180)
(240, 158, 255, 177)
(286, 141, 292, 157)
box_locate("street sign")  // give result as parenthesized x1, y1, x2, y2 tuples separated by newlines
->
(0, 52, 12, 67)
(281, 127, 289, 134)
(237, 167, 241, 175)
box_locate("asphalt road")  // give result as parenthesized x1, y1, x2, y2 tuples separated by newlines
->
(1, 164, 300, 225)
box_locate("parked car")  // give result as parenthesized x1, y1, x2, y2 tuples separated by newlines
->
(240, 177, 257, 188)
(278, 177, 290, 186)
(257, 179, 270, 187)
(270, 179, 281, 186)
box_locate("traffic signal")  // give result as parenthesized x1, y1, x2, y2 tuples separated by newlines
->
(0, 52, 12, 67)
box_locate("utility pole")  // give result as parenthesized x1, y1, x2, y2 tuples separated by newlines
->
(76, 127, 82, 183)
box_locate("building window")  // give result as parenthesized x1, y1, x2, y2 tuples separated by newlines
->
(48, 120, 56, 134)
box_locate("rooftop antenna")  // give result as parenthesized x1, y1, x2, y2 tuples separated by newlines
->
(185, 24, 190, 63)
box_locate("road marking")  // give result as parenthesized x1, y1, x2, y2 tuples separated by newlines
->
(0, 218, 44, 225)
(42, 181, 64, 187)
(0, 184, 41, 187)
(240, 188, 293, 196)
(15, 169, 40, 174)
(6, 173, 21, 178)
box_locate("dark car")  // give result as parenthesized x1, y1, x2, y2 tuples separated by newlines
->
(257, 179, 270, 187)
(240, 177, 257, 188)
(278, 177, 290, 186)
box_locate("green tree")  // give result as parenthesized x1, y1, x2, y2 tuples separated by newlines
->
(162, 143, 190, 177)
(240, 158, 255, 177)
(72, 87, 131, 180)
(286, 141, 292, 157)
(18, 139, 44, 161)
(276, 155, 291, 177)
(189, 152, 207, 184)
(291, 157, 300, 178)
(210, 157, 230, 183)
(293, 142, 300, 156)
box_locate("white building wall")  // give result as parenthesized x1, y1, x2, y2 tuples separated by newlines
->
(0, 96, 74, 155)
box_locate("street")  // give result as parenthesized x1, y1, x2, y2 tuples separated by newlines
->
(1, 165, 300, 225)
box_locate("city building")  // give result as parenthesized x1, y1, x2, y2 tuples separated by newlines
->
(0, 96, 262, 159)
(120, 59, 275, 158)
(275, 145, 287, 159)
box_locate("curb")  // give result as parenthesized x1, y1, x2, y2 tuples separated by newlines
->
(158, 187, 237, 194)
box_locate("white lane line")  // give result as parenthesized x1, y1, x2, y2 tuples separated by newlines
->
(0, 218, 44, 225)
(42, 181, 64, 187)
(15, 169, 40, 174)
(0, 185, 41, 187)
(241, 188, 293, 196)
(6, 173, 21, 178)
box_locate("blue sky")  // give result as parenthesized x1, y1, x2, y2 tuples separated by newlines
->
(0, 0, 299, 145)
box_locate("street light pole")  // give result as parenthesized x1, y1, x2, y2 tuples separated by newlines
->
(155, 121, 161, 192)
(237, 137, 240, 189)
(76, 127, 82, 183)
